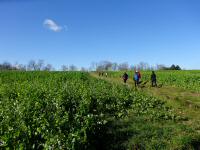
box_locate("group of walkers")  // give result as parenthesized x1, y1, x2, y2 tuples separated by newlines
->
(122, 71, 157, 87)
(98, 71, 108, 77)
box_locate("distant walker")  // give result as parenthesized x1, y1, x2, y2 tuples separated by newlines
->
(151, 71, 157, 87)
(122, 72, 129, 83)
(134, 71, 139, 87)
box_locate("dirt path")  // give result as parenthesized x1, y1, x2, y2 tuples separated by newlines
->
(91, 73, 200, 131)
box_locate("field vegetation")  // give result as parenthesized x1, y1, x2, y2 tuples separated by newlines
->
(0, 71, 200, 149)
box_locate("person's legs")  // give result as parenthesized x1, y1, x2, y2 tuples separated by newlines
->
(137, 79, 139, 86)
(155, 80, 157, 87)
(134, 80, 137, 87)
(124, 79, 126, 83)
(152, 80, 157, 87)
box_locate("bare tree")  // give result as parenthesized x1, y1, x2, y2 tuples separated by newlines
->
(27, 60, 36, 71)
(27, 60, 45, 71)
(13, 62, 19, 70)
(36, 59, 44, 71)
(18, 64, 26, 71)
(61, 65, 68, 71)
(96, 61, 104, 71)
(81, 67, 87, 72)
(96, 65, 104, 71)
(3, 62, 12, 70)
(112, 62, 118, 71)
(96, 61, 112, 71)
(156, 64, 166, 70)
(137, 62, 150, 70)
(136, 62, 143, 70)
(44, 64, 53, 71)
(0, 61, 26, 70)
(69, 65, 77, 71)
(104, 61, 112, 70)
(0, 61, 12, 70)
(118, 62, 129, 71)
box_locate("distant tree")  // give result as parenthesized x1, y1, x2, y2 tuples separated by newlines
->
(17, 64, 26, 71)
(156, 64, 181, 70)
(118, 62, 129, 71)
(138, 62, 145, 70)
(104, 61, 112, 70)
(135, 62, 150, 70)
(61, 65, 68, 71)
(27, 59, 46, 71)
(13, 62, 19, 69)
(0, 61, 26, 70)
(175, 65, 181, 70)
(69, 65, 77, 71)
(96, 65, 104, 71)
(96, 61, 104, 71)
(156, 64, 167, 70)
(112, 62, 118, 71)
(144, 62, 150, 70)
(96, 61, 112, 71)
(81, 67, 87, 72)
(170, 64, 176, 70)
(27, 60, 37, 71)
(36, 59, 44, 71)
(2, 62, 12, 70)
(44, 64, 53, 71)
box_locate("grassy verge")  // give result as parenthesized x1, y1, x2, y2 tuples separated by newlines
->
(91, 73, 200, 149)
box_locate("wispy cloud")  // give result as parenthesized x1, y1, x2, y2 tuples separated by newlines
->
(43, 19, 63, 32)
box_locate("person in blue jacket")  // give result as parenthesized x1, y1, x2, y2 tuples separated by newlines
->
(134, 71, 139, 87)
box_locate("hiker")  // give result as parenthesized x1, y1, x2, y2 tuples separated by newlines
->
(105, 72, 108, 77)
(122, 72, 128, 83)
(138, 71, 141, 81)
(134, 71, 139, 87)
(151, 71, 157, 87)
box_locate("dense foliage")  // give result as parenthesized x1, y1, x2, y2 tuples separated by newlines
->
(0, 71, 193, 149)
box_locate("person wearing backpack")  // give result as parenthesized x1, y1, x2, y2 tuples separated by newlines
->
(134, 71, 139, 87)
(138, 71, 141, 81)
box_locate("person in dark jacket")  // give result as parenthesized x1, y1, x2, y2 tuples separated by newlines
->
(151, 71, 157, 87)
(122, 72, 129, 83)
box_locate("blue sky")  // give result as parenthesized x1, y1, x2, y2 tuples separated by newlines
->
(0, 0, 200, 69)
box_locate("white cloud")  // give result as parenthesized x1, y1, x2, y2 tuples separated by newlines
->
(43, 19, 62, 32)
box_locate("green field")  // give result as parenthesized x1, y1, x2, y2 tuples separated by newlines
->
(1, 71, 200, 149)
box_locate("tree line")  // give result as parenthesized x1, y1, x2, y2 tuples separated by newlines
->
(90, 61, 181, 71)
(0, 60, 181, 71)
